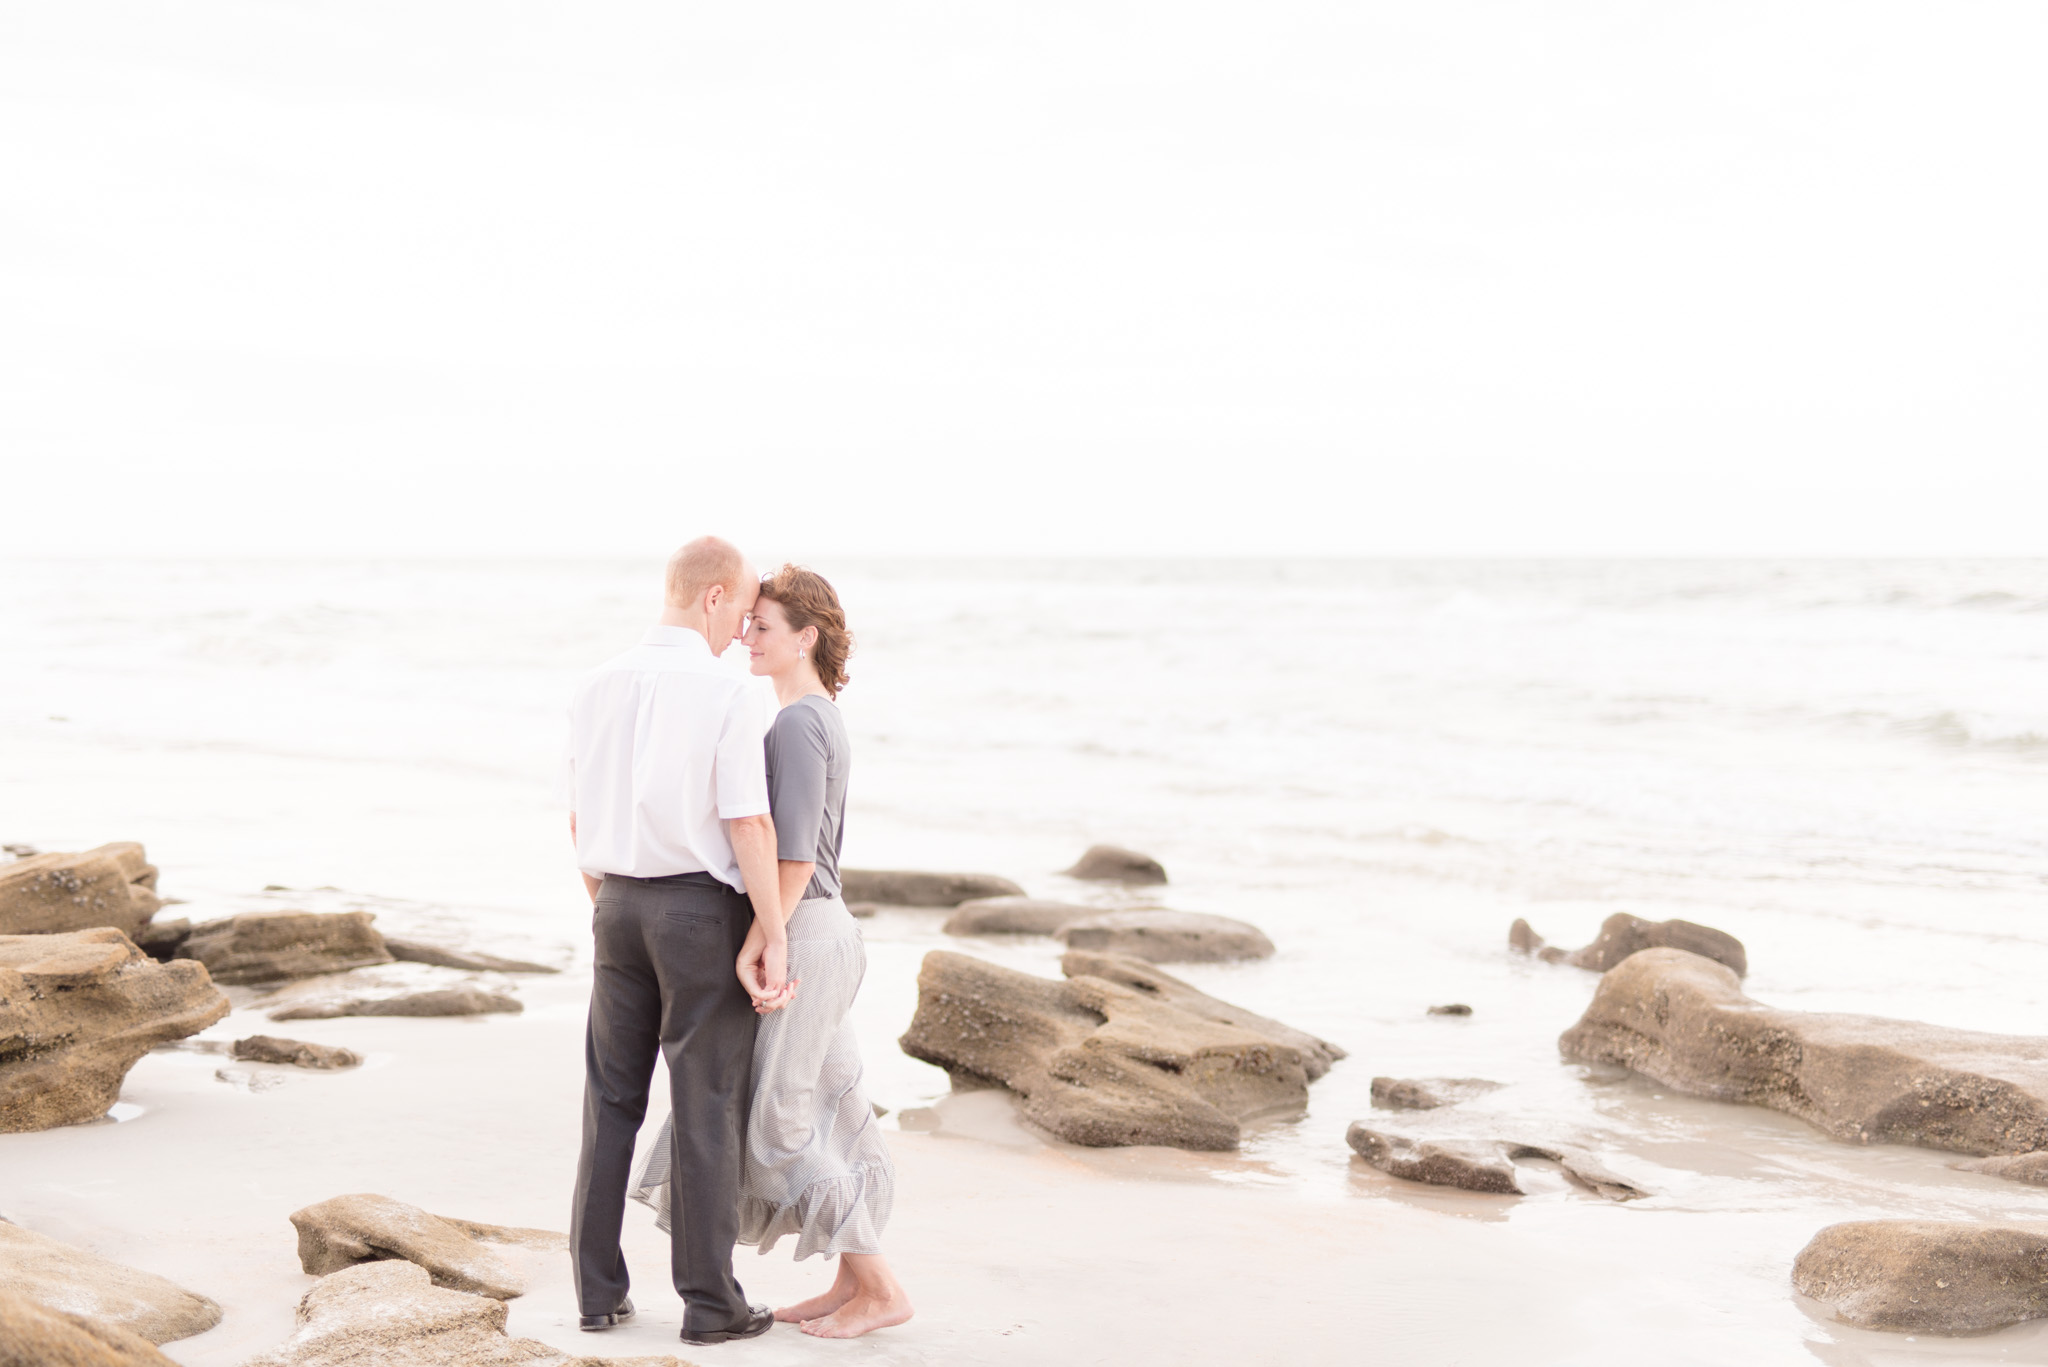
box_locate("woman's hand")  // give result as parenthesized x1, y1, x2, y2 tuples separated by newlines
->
(737, 923, 798, 1013)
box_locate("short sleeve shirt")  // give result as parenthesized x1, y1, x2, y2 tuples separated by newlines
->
(762, 694, 849, 901)
(564, 626, 775, 891)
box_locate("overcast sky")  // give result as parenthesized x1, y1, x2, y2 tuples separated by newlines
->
(3, 3, 2043, 558)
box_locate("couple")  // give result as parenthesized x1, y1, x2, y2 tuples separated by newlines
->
(562, 536, 910, 1345)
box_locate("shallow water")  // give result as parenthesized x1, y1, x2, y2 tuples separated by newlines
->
(5, 556, 2048, 1363)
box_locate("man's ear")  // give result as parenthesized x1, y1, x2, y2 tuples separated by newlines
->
(704, 582, 726, 612)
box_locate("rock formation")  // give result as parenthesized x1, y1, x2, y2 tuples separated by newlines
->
(1057, 910, 1274, 963)
(177, 911, 395, 985)
(289, 1194, 560, 1299)
(838, 870, 1024, 907)
(1345, 1125, 1648, 1201)
(239, 1260, 655, 1367)
(1511, 913, 1746, 977)
(231, 1035, 362, 1069)
(1427, 1003, 1473, 1016)
(271, 986, 522, 1021)
(1061, 845, 1168, 884)
(1, 929, 230, 1132)
(1059, 950, 1345, 1080)
(943, 897, 1093, 936)
(1369, 1077, 1503, 1111)
(1792, 1220, 2048, 1334)
(899, 950, 1314, 1150)
(381, 940, 556, 973)
(0, 1289, 178, 1367)
(131, 920, 191, 962)
(0, 1220, 221, 1343)
(1955, 1152, 2048, 1185)
(0, 843, 161, 937)
(1559, 948, 2048, 1154)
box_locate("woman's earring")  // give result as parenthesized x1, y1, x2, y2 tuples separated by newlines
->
(798, 649, 806, 660)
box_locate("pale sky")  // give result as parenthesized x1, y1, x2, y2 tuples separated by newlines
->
(3, 3, 2043, 557)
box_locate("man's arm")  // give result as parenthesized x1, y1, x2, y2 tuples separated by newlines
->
(570, 813, 600, 903)
(729, 813, 793, 1007)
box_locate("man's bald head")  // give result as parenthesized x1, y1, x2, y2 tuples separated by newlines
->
(665, 536, 749, 610)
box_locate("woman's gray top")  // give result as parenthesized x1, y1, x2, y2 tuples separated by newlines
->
(764, 694, 847, 900)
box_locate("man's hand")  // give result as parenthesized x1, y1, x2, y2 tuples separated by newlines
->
(737, 921, 798, 1012)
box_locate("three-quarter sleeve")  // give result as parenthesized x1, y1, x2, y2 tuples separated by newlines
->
(714, 684, 774, 819)
(765, 705, 831, 862)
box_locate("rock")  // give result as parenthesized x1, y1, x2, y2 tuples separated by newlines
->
(1559, 948, 2048, 1154)
(130, 919, 190, 963)
(0, 844, 161, 937)
(0, 929, 230, 1132)
(1565, 913, 1746, 977)
(1370, 1077, 1503, 1111)
(899, 950, 1312, 1150)
(231, 1035, 362, 1069)
(1057, 910, 1274, 963)
(846, 902, 878, 919)
(1427, 1003, 1473, 1016)
(270, 986, 521, 1022)
(943, 897, 1094, 936)
(1345, 1126, 1519, 1193)
(288, 1194, 557, 1299)
(238, 1260, 563, 1367)
(1792, 1220, 2048, 1334)
(0, 1220, 222, 1343)
(1346, 1125, 1649, 1201)
(1061, 844, 1167, 884)
(1954, 1152, 2048, 1185)
(1508, 918, 1543, 953)
(177, 911, 394, 985)
(1059, 950, 1346, 1081)
(0, 1289, 179, 1366)
(838, 870, 1025, 907)
(2, 843, 37, 858)
(382, 939, 557, 974)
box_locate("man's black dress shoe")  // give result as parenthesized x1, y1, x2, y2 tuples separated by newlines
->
(680, 1304, 775, 1345)
(579, 1297, 635, 1331)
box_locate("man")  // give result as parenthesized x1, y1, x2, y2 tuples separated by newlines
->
(564, 535, 792, 1345)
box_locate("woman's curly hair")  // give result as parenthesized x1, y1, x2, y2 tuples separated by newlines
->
(757, 564, 854, 697)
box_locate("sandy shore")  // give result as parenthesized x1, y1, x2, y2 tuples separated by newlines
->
(9, 945, 2047, 1367)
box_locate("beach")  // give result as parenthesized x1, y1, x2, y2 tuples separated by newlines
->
(7, 556, 2048, 1365)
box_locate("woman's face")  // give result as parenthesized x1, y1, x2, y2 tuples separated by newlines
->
(743, 597, 807, 677)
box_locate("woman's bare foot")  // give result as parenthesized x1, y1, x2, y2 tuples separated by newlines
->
(776, 1261, 858, 1323)
(800, 1291, 914, 1339)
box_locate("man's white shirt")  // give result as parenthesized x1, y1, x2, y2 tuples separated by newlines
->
(563, 626, 775, 890)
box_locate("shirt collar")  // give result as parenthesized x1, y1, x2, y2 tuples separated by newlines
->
(642, 625, 713, 654)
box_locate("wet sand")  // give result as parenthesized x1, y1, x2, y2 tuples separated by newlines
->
(9, 939, 2048, 1367)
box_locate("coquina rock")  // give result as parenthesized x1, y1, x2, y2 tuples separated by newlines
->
(177, 911, 394, 985)
(1057, 910, 1275, 963)
(1792, 1220, 2048, 1334)
(1512, 913, 1746, 977)
(1062, 845, 1168, 884)
(240, 1260, 615, 1367)
(1559, 948, 2048, 1153)
(270, 986, 521, 1022)
(838, 870, 1025, 907)
(1370, 1077, 1504, 1111)
(1059, 950, 1345, 1080)
(0, 843, 162, 937)
(0, 1221, 221, 1343)
(1955, 1152, 2048, 1186)
(290, 1194, 561, 1299)
(943, 897, 1094, 936)
(231, 1035, 362, 1070)
(0, 1289, 179, 1367)
(381, 940, 557, 974)
(0, 929, 230, 1132)
(899, 950, 1313, 1150)
(1345, 1125, 1648, 1201)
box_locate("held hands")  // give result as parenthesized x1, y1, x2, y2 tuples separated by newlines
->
(737, 923, 798, 1014)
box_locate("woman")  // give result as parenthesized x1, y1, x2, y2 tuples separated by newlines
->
(629, 564, 911, 1339)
